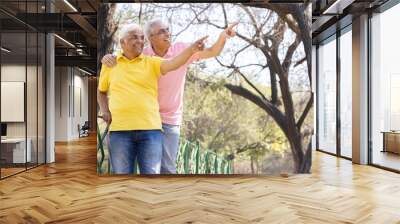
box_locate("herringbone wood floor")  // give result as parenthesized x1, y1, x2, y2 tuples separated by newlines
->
(0, 135, 400, 224)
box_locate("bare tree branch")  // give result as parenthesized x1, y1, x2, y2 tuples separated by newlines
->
(215, 58, 268, 101)
(270, 70, 279, 106)
(259, 10, 273, 32)
(231, 43, 252, 65)
(238, 4, 260, 35)
(282, 36, 301, 73)
(294, 56, 306, 67)
(221, 3, 228, 28)
(173, 4, 211, 38)
(296, 94, 313, 129)
(224, 84, 289, 137)
(138, 3, 142, 23)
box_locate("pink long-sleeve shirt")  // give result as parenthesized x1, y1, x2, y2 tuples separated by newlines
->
(143, 42, 199, 126)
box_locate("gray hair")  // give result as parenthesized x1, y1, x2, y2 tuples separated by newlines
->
(144, 19, 166, 38)
(119, 23, 142, 42)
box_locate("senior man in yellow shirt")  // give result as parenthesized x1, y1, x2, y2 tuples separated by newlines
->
(97, 24, 207, 174)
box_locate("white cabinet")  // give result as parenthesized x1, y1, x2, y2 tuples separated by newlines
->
(1, 138, 32, 163)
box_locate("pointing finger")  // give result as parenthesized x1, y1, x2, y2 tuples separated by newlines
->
(197, 35, 209, 42)
(227, 22, 239, 30)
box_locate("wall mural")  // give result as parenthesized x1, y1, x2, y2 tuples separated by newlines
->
(97, 2, 312, 175)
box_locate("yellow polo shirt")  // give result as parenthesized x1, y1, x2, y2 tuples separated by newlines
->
(98, 53, 163, 131)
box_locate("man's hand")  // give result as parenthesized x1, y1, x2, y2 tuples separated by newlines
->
(190, 36, 208, 53)
(223, 22, 238, 38)
(160, 35, 208, 75)
(193, 23, 237, 60)
(101, 54, 117, 67)
(101, 111, 112, 124)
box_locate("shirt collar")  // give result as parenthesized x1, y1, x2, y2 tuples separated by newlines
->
(117, 52, 144, 62)
(148, 44, 172, 58)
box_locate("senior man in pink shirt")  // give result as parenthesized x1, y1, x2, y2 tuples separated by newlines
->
(102, 19, 237, 174)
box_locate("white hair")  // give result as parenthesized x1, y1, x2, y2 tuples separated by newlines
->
(144, 19, 166, 38)
(119, 23, 142, 42)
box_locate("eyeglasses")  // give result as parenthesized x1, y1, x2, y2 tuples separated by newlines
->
(151, 28, 170, 36)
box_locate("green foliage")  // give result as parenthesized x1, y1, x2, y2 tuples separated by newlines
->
(181, 68, 291, 174)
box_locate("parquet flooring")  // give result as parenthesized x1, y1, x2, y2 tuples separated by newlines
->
(1, 167, 26, 177)
(0, 135, 399, 223)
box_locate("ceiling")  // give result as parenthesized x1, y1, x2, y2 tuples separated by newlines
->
(0, 0, 100, 74)
(312, 0, 390, 44)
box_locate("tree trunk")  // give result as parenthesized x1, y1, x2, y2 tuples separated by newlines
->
(287, 133, 312, 173)
(299, 141, 312, 173)
(255, 158, 260, 174)
(270, 71, 278, 105)
(250, 156, 255, 174)
(225, 83, 311, 173)
(97, 3, 118, 73)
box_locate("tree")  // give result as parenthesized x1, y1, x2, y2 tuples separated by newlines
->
(183, 68, 288, 174)
(184, 3, 313, 173)
(97, 3, 119, 73)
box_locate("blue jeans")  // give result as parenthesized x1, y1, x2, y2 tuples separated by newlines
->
(109, 130, 162, 175)
(161, 123, 181, 174)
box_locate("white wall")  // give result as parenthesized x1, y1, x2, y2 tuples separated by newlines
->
(54, 67, 89, 141)
(1, 65, 27, 142)
(71, 72, 89, 138)
(1, 63, 46, 164)
(1, 65, 36, 138)
(55, 66, 68, 141)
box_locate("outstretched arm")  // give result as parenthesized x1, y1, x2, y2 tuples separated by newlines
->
(160, 36, 208, 75)
(196, 22, 238, 59)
